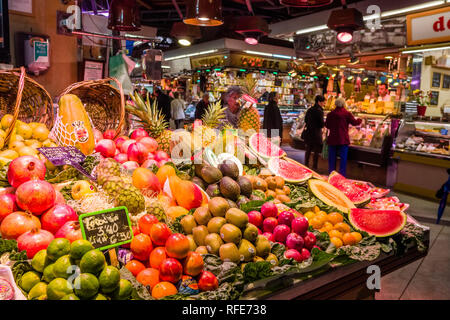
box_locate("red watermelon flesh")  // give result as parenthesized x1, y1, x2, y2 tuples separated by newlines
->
(249, 133, 285, 159)
(349, 208, 407, 237)
(328, 171, 371, 206)
(268, 158, 313, 184)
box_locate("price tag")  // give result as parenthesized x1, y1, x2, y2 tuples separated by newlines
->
(37, 146, 95, 181)
(78, 206, 133, 251)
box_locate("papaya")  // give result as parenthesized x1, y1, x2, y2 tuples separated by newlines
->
(57, 94, 95, 155)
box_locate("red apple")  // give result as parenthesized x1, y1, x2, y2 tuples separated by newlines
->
(95, 139, 116, 158)
(7, 156, 46, 188)
(122, 161, 140, 172)
(303, 232, 317, 251)
(114, 153, 129, 164)
(159, 258, 183, 283)
(103, 129, 116, 140)
(262, 232, 273, 241)
(301, 248, 311, 261)
(284, 249, 303, 262)
(141, 159, 158, 169)
(114, 135, 130, 150)
(263, 217, 278, 233)
(197, 270, 219, 292)
(260, 202, 278, 218)
(130, 128, 149, 140)
(154, 150, 169, 162)
(272, 224, 290, 244)
(121, 139, 136, 154)
(157, 160, 168, 168)
(0, 194, 17, 223)
(41, 204, 78, 234)
(248, 211, 263, 227)
(285, 233, 304, 252)
(127, 142, 148, 165)
(93, 128, 104, 144)
(278, 210, 295, 227)
(137, 137, 158, 153)
(291, 217, 309, 236)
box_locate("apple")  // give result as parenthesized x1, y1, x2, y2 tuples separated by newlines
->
(262, 217, 278, 233)
(130, 128, 149, 140)
(121, 139, 136, 154)
(95, 139, 116, 158)
(114, 153, 129, 164)
(127, 142, 148, 165)
(278, 210, 295, 227)
(103, 129, 116, 140)
(262, 232, 273, 241)
(285, 233, 304, 252)
(141, 159, 158, 169)
(122, 161, 140, 172)
(284, 249, 303, 262)
(291, 217, 309, 236)
(197, 270, 219, 292)
(137, 136, 158, 153)
(272, 224, 290, 244)
(260, 202, 278, 218)
(301, 248, 311, 261)
(93, 128, 104, 144)
(248, 211, 263, 227)
(71, 180, 96, 200)
(303, 231, 316, 251)
(154, 150, 169, 162)
(159, 258, 183, 283)
(114, 135, 130, 150)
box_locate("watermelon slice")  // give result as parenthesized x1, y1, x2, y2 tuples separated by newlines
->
(349, 208, 407, 237)
(328, 171, 371, 207)
(268, 157, 313, 184)
(249, 133, 285, 160)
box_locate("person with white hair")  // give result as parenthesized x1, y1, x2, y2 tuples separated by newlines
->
(222, 86, 243, 128)
(325, 97, 362, 177)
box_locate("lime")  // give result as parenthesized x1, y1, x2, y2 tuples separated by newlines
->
(46, 278, 73, 300)
(74, 273, 99, 300)
(79, 250, 106, 275)
(31, 250, 50, 273)
(111, 279, 133, 300)
(43, 264, 56, 283)
(92, 293, 109, 300)
(70, 240, 94, 260)
(53, 255, 77, 279)
(28, 282, 48, 300)
(61, 293, 80, 300)
(19, 271, 41, 293)
(98, 266, 120, 294)
(47, 238, 71, 261)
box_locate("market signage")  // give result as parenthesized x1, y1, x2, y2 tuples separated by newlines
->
(231, 54, 289, 72)
(190, 54, 228, 69)
(407, 7, 450, 45)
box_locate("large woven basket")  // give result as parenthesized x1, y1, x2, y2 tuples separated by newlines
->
(58, 78, 127, 139)
(0, 67, 54, 144)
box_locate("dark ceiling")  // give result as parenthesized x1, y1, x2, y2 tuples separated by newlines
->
(82, 0, 366, 48)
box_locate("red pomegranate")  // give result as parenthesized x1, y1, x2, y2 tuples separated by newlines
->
(7, 156, 46, 188)
(130, 128, 149, 140)
(15, 180, 56, 215)
(127, 142, 148, 165)
(54, 189, 66, 205)
(0, 194, 18, 223)
(41, 204, 78, 234)
(54, 221, 82, 242)
(0, 211, 41, 239)
(17, 228, 54, 258)
(103, 129, 116, 140)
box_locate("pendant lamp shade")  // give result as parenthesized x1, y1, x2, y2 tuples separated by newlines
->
(184, 0, 223, 27)
(280, 0, 333, 7)
(108, 0, 141, 31)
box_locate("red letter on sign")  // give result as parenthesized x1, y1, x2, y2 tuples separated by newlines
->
(433, 16, 444, 32)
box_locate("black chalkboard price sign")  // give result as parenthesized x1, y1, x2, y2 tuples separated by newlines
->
(78, 206, 133, 251)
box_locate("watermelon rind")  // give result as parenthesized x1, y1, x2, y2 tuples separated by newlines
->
(285, 157, 324, 180)
(349, 208, 407, 237)
(249, 133, 286, 160)
(308, 179, 356, 214)
(267, 157, 312, 184)
(328, 171, 371, 207)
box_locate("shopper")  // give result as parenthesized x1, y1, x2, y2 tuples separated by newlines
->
(194, 93, 210, 121)
(377, 83, 391, 102)
(171, 92, 186, 129)
(155, 88, 171, 122)
(436, 169, 450, 224)
(263, 92, 283, 143)
(325, 97, 362, 177)
(302, 95, 325, 170)
(222, 86, 242, 128)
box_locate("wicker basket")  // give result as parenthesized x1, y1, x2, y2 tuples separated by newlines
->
(58, 78, 127, 139)
(0, 67, 54, 144)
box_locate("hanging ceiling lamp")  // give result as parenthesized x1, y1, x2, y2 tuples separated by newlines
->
(170, 22, 202, 46)
(184, 0, 224, 27)
(235, 16, 270, 45)
(280, 0, 333, 7)
(108, 0, 141, 31)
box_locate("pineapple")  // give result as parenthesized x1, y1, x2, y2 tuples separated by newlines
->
(146, 198, 167, 222)
(95, 158, 121, 185)
(238, 76, 261, 133)
(102, 176, 130, 198)
(195, 100, 227, 149)
(116, 185, 146, 214)
(127, 93, 172, 154)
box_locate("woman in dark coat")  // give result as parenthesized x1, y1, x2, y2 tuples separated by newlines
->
(302, 95, 325, 170)
(263, 92, 283, 142)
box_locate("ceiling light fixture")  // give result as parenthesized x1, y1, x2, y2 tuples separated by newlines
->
(184, 0, 224, 26)
(108, 0, 141, 31)
(235, 16, 270, 46)
(170, 22, 201, 47)
(327, 4, 364, 44)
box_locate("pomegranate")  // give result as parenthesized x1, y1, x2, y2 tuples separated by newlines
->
(127, 142, 148, 165)
(0, 187, 16, 195)
(154, 151, 169, 162)
(114, 135, 130, 150)
(54, 221, 82, 242)
(41, 204, 78, 234)
(93, 128, 104, 144)
(0, 194, 18, 223)
(95, 139, 116, 158)
(130, 128, 149, 140)
(16, 180, 56, 215)
(17, 228, 54, 258)
(122, 161, 140, 172)
(0, 211, 41, 239)
(121, 139, 136, 154)
(103, 129, 116, 140)
(54, 189, 66, 205)
(7, 156, 46, 188)
(260, 202, 278, 218)
(114, 153, 129, 164)
(137, 136, 158, 153)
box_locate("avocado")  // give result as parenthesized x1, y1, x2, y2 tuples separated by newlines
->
(236, 195, 250, 208)
(255, 235, 271, 258)
(193, 207, 212, 225)
(208, 197, 230, 217)
(205, 233, 224, 255)
(237, 176, 253, 197)
(238, 239, 256, 262)
(219, 176, 241, 201)
(180, 215, 197, 234)
(207, 217, 227, 234)
(192, 225, 209, 246)
(200, 166, 223, 184)
(187, 235, 197, 251)
(219, 223, 242, 244)
(218, 160, 239, 180)
(243, 223, 259, 242)
(191, 176, 207, 190)
(206, 184, 221, 198)
(265, 253, 279, 266)
(225, 208, 249, 229)
(219, 243, 240, 263)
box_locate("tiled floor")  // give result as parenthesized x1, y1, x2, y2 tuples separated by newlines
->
(281, 145, 450, 300)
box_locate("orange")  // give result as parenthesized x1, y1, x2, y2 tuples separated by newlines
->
(351, 232, 362, 243)
(304, 211, 315, 220)
(152, 281, 178, 299)
(316, 211, 328, 221)
(309, 217, 323, 230)
(313, 206, 320, 213)
(136, 268, 160, 289)
(327, 212, 344, 225)
(330, 237, 343, 248)
(342, 233, 357, 246)
(156, 165, 176, 187)
(130, 233, 153, 261)
(334, 222, 351, 234)
(323, 221, 334, 232)
(166, 206, 189, 221)
(328, 229, 343, 240)
(149, 247, 167, 270)
(125, 260, 146, 277)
